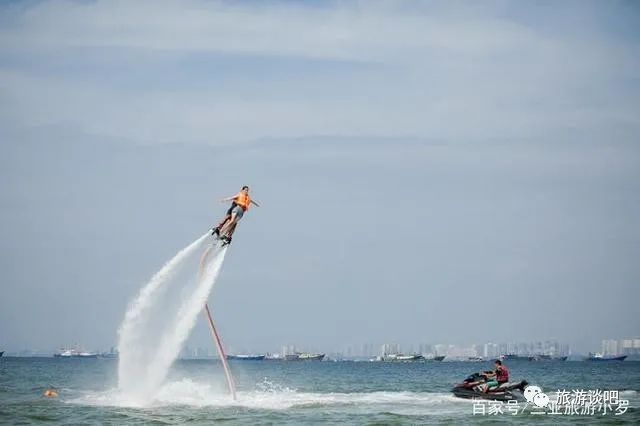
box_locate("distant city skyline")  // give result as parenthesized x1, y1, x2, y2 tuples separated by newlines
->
(16, 337, 640, 359)
(601, 337, 640, 356)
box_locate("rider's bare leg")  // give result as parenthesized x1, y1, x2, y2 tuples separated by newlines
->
(217, 215, 231, 229)
(212, 215, 231, 236)
(225, 221, 238, 238)
(220, 214, 237, 237)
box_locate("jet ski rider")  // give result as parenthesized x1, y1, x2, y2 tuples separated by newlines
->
(484, 359, 509, 392)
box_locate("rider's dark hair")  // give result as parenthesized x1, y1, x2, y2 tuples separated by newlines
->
(495, 360, 502, 365)
(242, 185, 249, 190)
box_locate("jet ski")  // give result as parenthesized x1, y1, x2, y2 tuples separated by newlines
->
(452, 372, 528, 402)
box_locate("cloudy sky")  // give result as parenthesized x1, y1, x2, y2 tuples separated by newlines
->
(1, 0, 639, 354)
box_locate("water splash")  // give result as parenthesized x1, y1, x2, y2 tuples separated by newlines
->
(70, 380, 467, 415)
(117, 234, 227, 404)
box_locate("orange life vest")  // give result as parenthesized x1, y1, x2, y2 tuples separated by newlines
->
(235, 192, 251, 210)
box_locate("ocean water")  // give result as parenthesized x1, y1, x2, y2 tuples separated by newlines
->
(1, 357, 638, 424)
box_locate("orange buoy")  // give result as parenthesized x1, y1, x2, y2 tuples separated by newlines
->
(43, 390, 58, 398)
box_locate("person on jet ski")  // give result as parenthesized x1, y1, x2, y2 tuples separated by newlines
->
(483, 360, 509, 392)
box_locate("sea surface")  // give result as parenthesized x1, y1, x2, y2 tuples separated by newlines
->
(1, 357, 638, 424)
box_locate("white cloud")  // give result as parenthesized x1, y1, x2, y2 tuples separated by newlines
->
(0, 0, 638, 145)
(1, 1, 541, 60)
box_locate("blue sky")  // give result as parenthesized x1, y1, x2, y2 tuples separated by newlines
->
(1, 0, 639, 354)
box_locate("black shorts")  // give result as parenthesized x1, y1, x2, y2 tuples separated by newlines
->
(226, 202, 237, 216)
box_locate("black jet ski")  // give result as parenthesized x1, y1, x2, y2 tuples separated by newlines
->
(452, 372, 528, 402)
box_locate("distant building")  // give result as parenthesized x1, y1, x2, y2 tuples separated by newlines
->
(602, 339, 619, 356)
(344, 344, 356, 358)
(381, 343, 400, 356)
(493, 340, 568, 357)
(602, 337, 640, 356)
(360, 343, 375, 358)
(471, 344, 479, 357)
(365, 343, 375, 357)
(498, 343, 508, 356)
(282, 345, 297, 356)
(517, 342, 532, 356)
(622, 338, 640, 355)
(419, 343, 435, 356)
(484, 343, 499, 358)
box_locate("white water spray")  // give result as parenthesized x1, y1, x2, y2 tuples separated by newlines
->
(117, 233, 228, 403)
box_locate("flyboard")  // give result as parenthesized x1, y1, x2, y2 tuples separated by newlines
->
(199, 240, 236, 400)
(211, 215, 236, 247)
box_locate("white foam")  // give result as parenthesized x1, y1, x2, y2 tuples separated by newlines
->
(70, 379, 469, 416)
(116, 234, 228, 405)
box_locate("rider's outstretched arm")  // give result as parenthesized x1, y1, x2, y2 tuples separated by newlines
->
(219, 194, 238, 203)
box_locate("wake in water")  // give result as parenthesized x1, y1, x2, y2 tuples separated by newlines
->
(71, 378, 467, 413)
(117, 233, 227, 404)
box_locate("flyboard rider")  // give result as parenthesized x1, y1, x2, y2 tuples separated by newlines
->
(211, 185, 260, 244)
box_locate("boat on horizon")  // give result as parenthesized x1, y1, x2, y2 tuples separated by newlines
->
(0, 351, 4, 357)
(54, 348, 98, 358)
(377, 354, 425, 362)
(586, 353, 627, 361)
(264, 353, 284, 360)
(427, 355, 446, 362)
(528, 354, 568, 361)
(284, 352, 325, 361)
(226, 354, 266, 361)
(500, 354, 529, 361)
